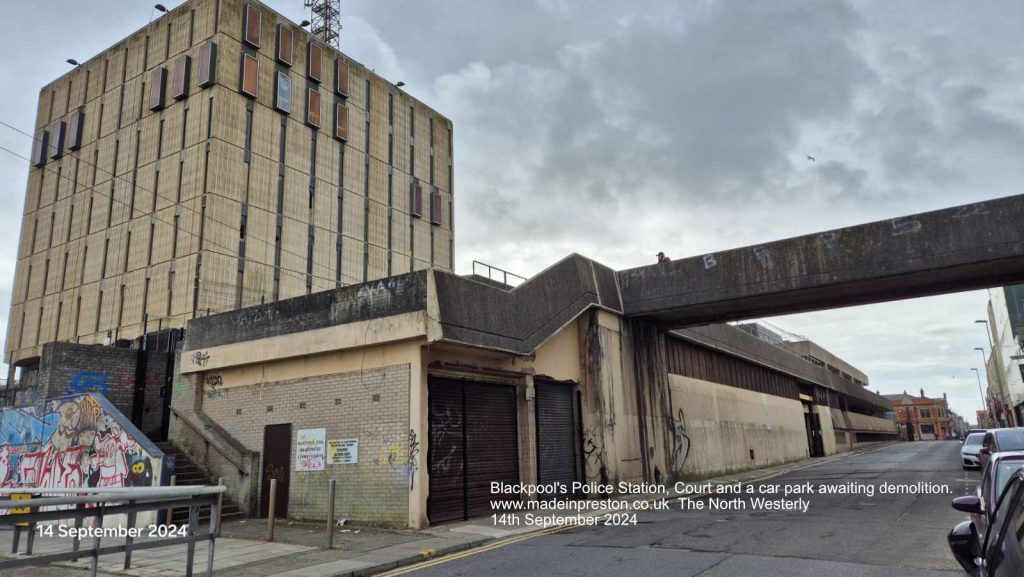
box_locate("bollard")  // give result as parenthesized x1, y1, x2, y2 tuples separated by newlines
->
(325, 479, 336, 549)
(267, 479, 278, 542)
(216, 477, 224, 537)
(166, 474, 177, 525)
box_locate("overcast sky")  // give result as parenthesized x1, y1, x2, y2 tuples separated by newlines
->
(1, 0, 1020, 422)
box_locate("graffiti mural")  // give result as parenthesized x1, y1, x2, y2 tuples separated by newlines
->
(582, 427, 609, 485)
(0, 393, 160, 490)
(407, 429, 420, 491)
(205, 374, 225, 400)
(65, 372, 110, 396)
(670, 408, 690, 470)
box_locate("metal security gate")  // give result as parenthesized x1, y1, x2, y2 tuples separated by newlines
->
(535, 380, 578, 497)
(428, 377, 519, 523)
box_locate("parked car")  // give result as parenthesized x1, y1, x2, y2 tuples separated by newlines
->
(962, 432, 987, 469)
(948, 469, 1024, 576)
(979, 428, 1024, 470)
(953, 451, 1024, 536)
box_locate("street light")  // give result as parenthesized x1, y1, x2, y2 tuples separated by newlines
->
(976, 319, 994, 348)
(971, 368, 989, 426)
(66, 59, 80, 67)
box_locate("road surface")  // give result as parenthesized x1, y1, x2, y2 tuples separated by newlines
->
(400, 441, 974, 577)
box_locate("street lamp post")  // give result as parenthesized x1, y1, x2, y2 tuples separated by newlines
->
(976, 319, 994, 349)
(971, 368, 990, 427)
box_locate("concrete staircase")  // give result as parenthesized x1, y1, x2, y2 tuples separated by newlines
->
(154, 441, 245, 524)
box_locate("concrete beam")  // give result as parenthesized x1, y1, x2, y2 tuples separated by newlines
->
(619, 195, 1024, 327)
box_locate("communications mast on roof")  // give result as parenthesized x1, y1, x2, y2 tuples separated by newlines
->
(303, 0, 342, 48)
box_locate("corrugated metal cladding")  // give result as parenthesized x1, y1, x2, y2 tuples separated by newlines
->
(666, 337, 799, 401)
(428, 377, 519, 523)
(535, 381, 578, 496)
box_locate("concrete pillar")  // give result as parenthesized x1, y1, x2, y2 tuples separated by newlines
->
(517, 374, 538, 502)
(408, 347, 429, 529)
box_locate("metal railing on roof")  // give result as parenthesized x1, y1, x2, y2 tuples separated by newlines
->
(471, 261, 528, 288)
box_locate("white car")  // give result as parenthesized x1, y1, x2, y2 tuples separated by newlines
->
(961, 432, 986, 469)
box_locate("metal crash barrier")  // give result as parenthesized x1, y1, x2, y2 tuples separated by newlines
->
(0, 485, 224, 577)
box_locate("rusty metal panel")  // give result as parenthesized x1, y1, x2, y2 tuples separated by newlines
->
(535, 380, 576, 495)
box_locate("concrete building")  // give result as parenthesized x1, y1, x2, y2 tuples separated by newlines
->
(5, 0, 453, 381)
(884, 390, 952, 441)
(169, 255, 896, 528)
(986, 287, 1024, 425)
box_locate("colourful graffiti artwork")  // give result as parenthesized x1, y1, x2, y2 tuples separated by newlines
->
(0, 394, 156, 489)
(65, 372, 110, 396)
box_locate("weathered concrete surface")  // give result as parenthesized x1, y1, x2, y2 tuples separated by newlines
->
(434, 254, 622, 354)
(619, 195, 1024, 326)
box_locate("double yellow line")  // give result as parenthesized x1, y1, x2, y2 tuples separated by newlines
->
(375, 443, 893, 576)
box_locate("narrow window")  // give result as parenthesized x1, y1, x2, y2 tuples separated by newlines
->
(172, 55, 191, 100)
(149, 68, 167, 111)
(307, 42, 322, 82)
(335, 59, 349, 96)
(276, 24, 293, 66)
(306, 88, 321, 128)
(243, 4, 262, 48)
(240, 53, 259, 98)
(198, 43, 217, 88)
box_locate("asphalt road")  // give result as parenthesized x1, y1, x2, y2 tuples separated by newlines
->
(401, 442, 976, 577)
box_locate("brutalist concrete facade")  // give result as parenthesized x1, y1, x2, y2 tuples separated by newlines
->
(6, 0, 454, 375)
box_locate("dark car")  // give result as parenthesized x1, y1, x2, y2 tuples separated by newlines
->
(953, 451, 1024, 537)
(979, 428, 1024, 470)
(948, 469, 1024, 576)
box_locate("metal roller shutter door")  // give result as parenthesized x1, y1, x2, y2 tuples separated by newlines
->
(465, 382, 519, 518)
(535, 381, 577, 495)
(427, 379, 466, 523)
(428, 378, 519, 523)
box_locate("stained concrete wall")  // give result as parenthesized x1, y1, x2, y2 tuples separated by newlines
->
(668, 374, 808, 479)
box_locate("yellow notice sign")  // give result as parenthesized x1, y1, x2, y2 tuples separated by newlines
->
(11, 493, 31, 527)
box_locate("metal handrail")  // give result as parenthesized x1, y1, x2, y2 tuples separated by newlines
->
(0, 486, 223, 577)
(471, 260, 527, 287)
(169, 406, 250, 475)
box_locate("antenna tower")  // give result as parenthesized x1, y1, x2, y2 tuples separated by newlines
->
(303, 0, 342, 48)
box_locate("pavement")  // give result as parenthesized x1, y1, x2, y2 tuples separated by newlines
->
(0, 441, 968, 577)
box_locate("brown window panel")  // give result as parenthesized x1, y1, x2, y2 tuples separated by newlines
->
(410, 182, 423, 218)
(198, 43, 217, 88)
(243, 3, 262, 48)
(274, 71, 292, 114)
(335, 58, 349, 96)
(306, 88, 321, 128)
(172, 55, 191, 100)
(240, 53, 259, 99)
(276, 24, 293, 66)
(67, 109, 85, 151)
(334, 103, 348, 141)
(49, 121, 66, 159)
(32, 130, 48, 167)
(430, 188, 442, 225)
(307, 41, 322, 82)
(149, 67, 167, 111)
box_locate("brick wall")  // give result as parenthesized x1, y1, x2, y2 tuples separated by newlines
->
(201, 363, 411, 525)
(38, 342, 138, 417)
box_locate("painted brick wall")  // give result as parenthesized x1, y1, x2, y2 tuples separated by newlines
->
(201, 363, 411, 525)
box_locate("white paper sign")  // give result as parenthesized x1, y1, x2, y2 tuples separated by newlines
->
(295, 428, 326, 471)
(327, 438, 359, 464)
